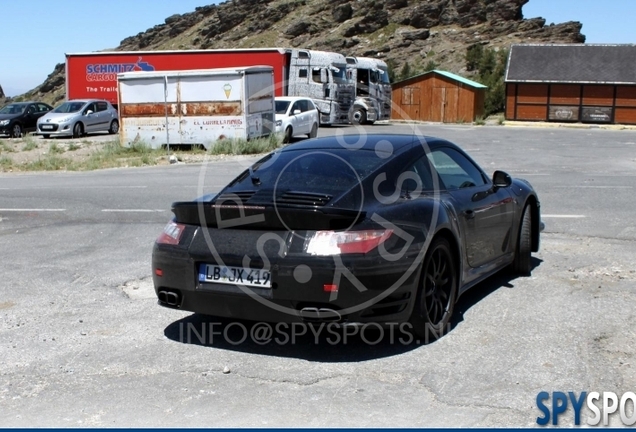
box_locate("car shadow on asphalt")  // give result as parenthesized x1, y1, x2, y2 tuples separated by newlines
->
(450, 257, 544, 330)
(164, 313, 419, 362)
(163, 257, 543, 362)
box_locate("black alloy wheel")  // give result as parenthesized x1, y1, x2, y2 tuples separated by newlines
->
(512, 204, 532, 276)
(409, 237, 458, 342)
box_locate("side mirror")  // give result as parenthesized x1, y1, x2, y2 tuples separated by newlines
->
(492, 170, 512, 188)
(293, 109, 301, 115)
(85, 110, 93, 116)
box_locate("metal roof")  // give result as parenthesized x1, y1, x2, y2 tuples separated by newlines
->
(393, 70, 487, 89)
(117, 66, 274, 80)
(505, 44, 636, 84)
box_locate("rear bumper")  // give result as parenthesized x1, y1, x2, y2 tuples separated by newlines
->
(152, 243, 421, 325)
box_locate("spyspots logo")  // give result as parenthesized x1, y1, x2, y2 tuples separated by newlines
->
(85, 57, 155, 82)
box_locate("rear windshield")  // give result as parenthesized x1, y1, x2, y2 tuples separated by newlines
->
(229, 148, 386, 195)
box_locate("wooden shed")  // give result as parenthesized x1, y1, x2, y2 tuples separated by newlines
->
(391, 70, 487, 123)
(505, 44, 636, 124)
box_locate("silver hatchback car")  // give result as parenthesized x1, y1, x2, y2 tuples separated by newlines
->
(37, 99, 119, 138)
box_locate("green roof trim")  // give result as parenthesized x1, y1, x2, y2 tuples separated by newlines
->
(432, 70, 487, 88)
(394, 70, 487, 89)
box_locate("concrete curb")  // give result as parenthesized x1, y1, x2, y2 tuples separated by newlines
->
(503, 121, 636, 131)
(388, 119, 636, 130)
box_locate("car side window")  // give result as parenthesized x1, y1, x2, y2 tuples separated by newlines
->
(85, 103, 96, 114)
(96, 102, 108, 112)
(298, 100, 308, 112)
(403, 157, 435, 190)
(298, 69, 308, 79)
(427, 148, 487, 190)
(307, 100, 316, 111)
(290, 102, 300, 114)
(37, 104, 50, 112)
(26, 105, 36, 114)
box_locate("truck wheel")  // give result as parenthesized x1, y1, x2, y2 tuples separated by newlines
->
(42, 134, 50, 139)
(72, 123, 84, 139)
(283, 126, 292, 144)
(309, 123, 318, 138)
(109, 120, 119, 134)
(11, 123, 22, 138)
(351, 108, 367, 125)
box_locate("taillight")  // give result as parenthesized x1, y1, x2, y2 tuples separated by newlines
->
(306, 229, 393, 255)
(156, 221, 185, 245)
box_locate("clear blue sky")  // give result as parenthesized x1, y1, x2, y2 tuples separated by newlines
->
(1, 0, 634, 97)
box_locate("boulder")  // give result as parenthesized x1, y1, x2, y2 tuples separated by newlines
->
(284, 20, 311, 37)
(332, 3, 353, 23)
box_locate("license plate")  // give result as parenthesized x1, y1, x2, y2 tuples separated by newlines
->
(40, 125, 53, 130)
(198, 264, 271, 288)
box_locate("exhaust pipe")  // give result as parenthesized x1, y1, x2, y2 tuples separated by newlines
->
(300, 307, 341, 322)
(158, 290, 180, 306)
(166, 292, 180, 306)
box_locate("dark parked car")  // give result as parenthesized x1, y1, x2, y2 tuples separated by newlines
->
(0, 101, 53, 137)
(152, 134, 542, 340)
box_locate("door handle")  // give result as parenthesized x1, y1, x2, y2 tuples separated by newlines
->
(463, 209, 475, 219)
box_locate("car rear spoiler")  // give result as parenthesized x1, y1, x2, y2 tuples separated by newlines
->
(171, 201, 366, 230)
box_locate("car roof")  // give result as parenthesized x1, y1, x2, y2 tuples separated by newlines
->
(65, 99, 108, 104)
(275, 96, 312, 102)
(7, 101, 38, 105)
(282, 134, 455, 153)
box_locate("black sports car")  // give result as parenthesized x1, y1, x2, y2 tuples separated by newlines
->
(152, 134, 542, 339)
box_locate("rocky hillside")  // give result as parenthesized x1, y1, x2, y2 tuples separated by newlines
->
(19, 0, 584, 105)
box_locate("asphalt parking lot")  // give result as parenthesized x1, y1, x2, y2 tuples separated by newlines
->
(0, 123, 635, 427)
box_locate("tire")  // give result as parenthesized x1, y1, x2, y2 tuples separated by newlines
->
(512, 204, 533, 276)
(42, 134, 50, 139)
(351, 108, 367, 125)
(108, 119, 119, 134)
(409, 237, 458, 342)
(283, 126, 292, 144)
(309, 123, 318, 138)
(72, 123, 84, 139)
(11, 123, 22, 138)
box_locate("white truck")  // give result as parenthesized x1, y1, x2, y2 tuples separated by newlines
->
(346, 57, 392, 125)
(116, 66, 275, 149)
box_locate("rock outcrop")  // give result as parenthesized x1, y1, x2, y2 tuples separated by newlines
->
(18, 0, 585, 104)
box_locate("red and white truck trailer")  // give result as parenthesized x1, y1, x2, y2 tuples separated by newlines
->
(65, 48, 354, 125)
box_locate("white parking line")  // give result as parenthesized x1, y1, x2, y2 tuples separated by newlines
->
(0, 186, 147, 190)
(0, 208, 66, 212)
(542, 214, 586, 218)
(553, 185, 633, 189)
(101, 209, 166, 213)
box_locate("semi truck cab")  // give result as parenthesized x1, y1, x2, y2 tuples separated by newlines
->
(287, 50, 354, 125)
(346, 57, 392, 125)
